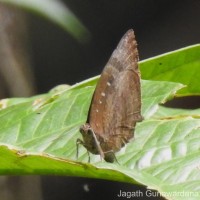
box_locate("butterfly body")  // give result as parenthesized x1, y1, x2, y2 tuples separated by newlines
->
(79, 29, 142, 162)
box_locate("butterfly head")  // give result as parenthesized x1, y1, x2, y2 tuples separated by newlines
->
(79, 123, 100, 155)
(79, 124, 93, 139)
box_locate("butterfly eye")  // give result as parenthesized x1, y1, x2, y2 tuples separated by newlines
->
(79, 125, 87, 135)
(87, 129, 93, 136)
(79, 124, 91, 134)
(79, 128, 84, 134)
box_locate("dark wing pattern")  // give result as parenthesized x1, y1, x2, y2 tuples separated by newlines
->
(87, 29, 142, 153)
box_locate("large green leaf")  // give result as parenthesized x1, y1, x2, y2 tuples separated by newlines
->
(0, 0, 90, 42)
(0, 79, 187, 194)
(0, 80, 183, 159)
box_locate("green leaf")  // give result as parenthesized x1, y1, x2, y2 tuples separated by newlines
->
(0, 80, 183, 156)
(141, 80, 184, 118)
(0, 0, 90, 42)
(0, 78, 186, 191)
(140, 44, 200, 95)
(118, 117, 200, 200)
(153, 105, 200, 119)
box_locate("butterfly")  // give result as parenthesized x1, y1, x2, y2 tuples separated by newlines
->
(78, 29, 143, 162)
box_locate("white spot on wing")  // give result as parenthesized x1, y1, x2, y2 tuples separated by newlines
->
(107, 82, 111, 86)
(101, 92, 105, 97)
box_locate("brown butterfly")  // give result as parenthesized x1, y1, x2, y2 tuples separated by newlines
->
(78, 29, 143, 163)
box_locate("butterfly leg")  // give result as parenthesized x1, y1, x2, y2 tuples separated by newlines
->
(76, 138, 82, 160)
(76, 139, 91, 162)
